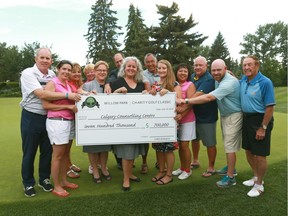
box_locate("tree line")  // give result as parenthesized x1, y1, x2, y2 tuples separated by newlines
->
(0, 0, 286, 87)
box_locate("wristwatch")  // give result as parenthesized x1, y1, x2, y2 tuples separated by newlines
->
(185, 98, 189, 104)
(261, 124, 267, 130)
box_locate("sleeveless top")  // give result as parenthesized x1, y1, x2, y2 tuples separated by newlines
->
(47, 77, 75, 119)
(179, 81, 195, 124)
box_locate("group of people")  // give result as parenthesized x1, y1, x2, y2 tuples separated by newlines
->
(19, 47, 275, 199)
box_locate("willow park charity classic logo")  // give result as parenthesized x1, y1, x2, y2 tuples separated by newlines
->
(81, 96, 100, 109)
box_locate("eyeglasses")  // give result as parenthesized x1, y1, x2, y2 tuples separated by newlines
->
(95, 69, 107, 72)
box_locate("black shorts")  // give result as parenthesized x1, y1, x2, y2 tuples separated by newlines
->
(242, 113, 273, 156)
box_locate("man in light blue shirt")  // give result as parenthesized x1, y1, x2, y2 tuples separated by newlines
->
(178, 59, 242, 188)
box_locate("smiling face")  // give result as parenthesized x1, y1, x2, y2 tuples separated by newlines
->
(35, 48, 53, 74)
(145, 54, 157, 73)
(124, 60, 137, 78)
(95, 64, 108, 83)
(242, 57, 259, 81)
(70, 66, 82, 82)
(176, 66, 189, 84)
(193, 56, 207, 77)
(57, 63, 72, 81)
(211, 59, 227, 82)
(157, 62, 168, 79)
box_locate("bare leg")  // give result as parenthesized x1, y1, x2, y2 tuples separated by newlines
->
(122, 159, 134, 187)
(245, 150, 257, 177)
(100, 152, 109, 176)
(191, 140, 200, 165)
(255, 156, 267, 185)
(227, 152, 236, 177)
(51, 145, 66, 192)
(207, 146, 217, 171)
(179, 141, 191, 171)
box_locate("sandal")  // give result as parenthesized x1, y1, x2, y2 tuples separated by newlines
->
(70, 164, 81, 172)
(102, 173, 112, 181)
(92, 175, 102, 184)
(140, 164, 148, 174)
(151, 172, 166, 182)
(67, 169, 80, 178)
(63, 183, 79, 190)
(52, 189, 70, 198)
(156, 175, 173, 185)
(202, 170, 216, 177)
(191, 163, 200, 169)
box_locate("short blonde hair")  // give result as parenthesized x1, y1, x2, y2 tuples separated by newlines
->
(84, 64, 95, 74)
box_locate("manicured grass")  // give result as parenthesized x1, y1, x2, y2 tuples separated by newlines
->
(0, 97, 287, 216)
(274, 87, 287, 113)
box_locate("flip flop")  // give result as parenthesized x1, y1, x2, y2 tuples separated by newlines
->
(63, 183, 79, 190)
(70, 164, 81, 172)
(202, 170, 216, 177)
(52, 189, 70, 198)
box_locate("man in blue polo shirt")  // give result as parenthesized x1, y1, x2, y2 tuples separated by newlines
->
(180, 59, 242, 187)
(189, 56, 218, 177)
(240, 56, 275, 197)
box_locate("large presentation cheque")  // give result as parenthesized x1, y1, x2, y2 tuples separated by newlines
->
(75, 93, 177, 146)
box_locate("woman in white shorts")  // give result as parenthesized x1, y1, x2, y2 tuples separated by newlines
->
(173, 63, 196, 180)
(42, 60, 79, 198)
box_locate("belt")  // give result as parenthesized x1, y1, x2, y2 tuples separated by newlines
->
(243, 112, 263, 117)
(48, 117, 73, 121)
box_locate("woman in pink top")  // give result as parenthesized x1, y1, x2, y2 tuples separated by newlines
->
(172, 63, 196, 180)
(42, 60, 79, 198)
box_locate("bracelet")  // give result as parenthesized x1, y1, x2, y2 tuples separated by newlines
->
(66, 93, 68, 99)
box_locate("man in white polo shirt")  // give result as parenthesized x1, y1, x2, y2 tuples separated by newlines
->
(20, 47, 81, 197)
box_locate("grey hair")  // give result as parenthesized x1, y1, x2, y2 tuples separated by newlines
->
(118, 56, 144, 82)
(144, 53, 157, 64)
(34, 47, 52, 57)
(193, 55, 207, 64)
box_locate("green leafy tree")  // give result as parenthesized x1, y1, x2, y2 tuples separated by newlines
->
(150, 2, 207, 65)
(123, 4, 150, 63)
(240, 21, 287, 86)
(0, 43, 22, 82)
(85, 0, 123, 66)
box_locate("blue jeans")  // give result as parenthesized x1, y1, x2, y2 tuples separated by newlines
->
(21, 109, 52, 187)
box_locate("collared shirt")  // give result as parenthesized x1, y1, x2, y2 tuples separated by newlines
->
(210, 72, 241, 116)
(143, 69, 160, 85)
(20, 64, 55, 115)
(190, 71, 218, 123)
(240, 71, 275, 113)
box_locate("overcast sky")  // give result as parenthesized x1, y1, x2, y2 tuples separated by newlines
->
(0, 0, 287, 65)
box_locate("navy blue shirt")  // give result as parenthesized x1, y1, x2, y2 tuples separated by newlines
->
(190, 71, 218, 123)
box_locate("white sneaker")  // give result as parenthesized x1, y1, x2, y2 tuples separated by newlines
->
(88, 165, 93, 174)
(243, 177, 264, 187)
(172, 168, 183, 176)
(247, 184, 264, 197)
(178, 171, 192, 180)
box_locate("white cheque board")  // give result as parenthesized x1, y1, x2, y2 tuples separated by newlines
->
(75, 93, 177, 145)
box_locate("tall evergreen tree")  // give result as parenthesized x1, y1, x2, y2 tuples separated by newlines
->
(150, 2, 207, 65)
(209, 32, 232, 67)
(84, 0, 123, 66)
(124, 4, 150, 63)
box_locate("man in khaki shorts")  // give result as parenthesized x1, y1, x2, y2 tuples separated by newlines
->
(179, 59, 242, 188)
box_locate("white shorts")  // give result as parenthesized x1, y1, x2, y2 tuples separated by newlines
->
(46, 119, 75, 145)
(221, 112, 243, 153)
(178, 121, 196, 141)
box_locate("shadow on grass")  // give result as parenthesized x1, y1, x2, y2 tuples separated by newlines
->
(1, 160, 286, 216)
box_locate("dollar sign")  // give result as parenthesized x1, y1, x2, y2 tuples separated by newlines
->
(146, 123, 149, 128)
